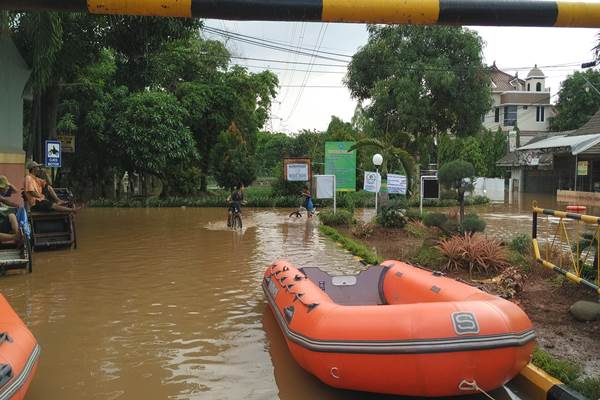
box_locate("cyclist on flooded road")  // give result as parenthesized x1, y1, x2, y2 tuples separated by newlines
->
(227, 183, 245, 227)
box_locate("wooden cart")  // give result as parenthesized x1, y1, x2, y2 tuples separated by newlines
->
(28, 188, 77, 250)
(0, 228, 33, 275)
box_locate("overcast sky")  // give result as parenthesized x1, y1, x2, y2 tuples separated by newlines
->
(203, 22, 599, 133)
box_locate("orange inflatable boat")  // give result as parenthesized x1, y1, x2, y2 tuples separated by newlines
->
(0, 295, 40, 400)
(263, 260, 535, 397)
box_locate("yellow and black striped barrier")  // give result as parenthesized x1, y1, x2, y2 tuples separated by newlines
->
(532, 205, 600, 295)
(516, 363, 587, 400)
(4, 0, 600, 27)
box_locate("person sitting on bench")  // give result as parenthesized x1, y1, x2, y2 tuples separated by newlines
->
(0, 175, 22, 243)
(24, 161, 76, 213)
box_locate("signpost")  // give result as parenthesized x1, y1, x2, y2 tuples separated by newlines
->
(45, 140, 61, 168)
(315, 175, 336, 213)
(420, 175, 439, 215)
(283, 158, 312, 183)
(387, 173, 407, 195)
(325, 142, 356, 191)
(57, 134, 75, 153)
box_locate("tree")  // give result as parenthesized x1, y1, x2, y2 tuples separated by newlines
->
(348, 136, 416, 195)
(111, 91, 197, 183)
(549, 70, 600, 131)
(210, 124, 257, 190)
(438, 160, 475, 224)
(176, 66, 277, 191)
(345, 25, 491, 158)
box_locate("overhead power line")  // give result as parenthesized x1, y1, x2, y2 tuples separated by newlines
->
(201, 26, 348, 63)
(202, 25, 352, 59)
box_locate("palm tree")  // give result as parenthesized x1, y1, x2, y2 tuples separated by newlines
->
(349, 136, 417, 196)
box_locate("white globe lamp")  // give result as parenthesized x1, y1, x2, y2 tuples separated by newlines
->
(372, 153, 383, 167)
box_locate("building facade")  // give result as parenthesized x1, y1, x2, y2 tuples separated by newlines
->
(484, 63, 555, 146)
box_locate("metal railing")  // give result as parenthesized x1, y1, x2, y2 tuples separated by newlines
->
(532, 202, 600, 295)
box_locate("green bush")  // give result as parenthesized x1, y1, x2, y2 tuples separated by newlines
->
(319, 209, 354, 227)
(423, 212, 448, 228)
(405, 208, 423, 221)
(509, 234, 531, 255)
(411, 245, 445, 268)
(377, 200, 407, 228)
(462, 213, 486, 234)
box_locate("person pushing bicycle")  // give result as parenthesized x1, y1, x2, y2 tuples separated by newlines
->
(227, 183, 245, 227)
(300, 185, 315, 217)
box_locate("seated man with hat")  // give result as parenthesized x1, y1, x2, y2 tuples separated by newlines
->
(0, 175, 22, 243)
(24, 161, 75, 213)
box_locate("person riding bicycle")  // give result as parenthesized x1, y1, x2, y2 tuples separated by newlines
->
(300, 185, 315, 217)
(226, 184, 245, 227)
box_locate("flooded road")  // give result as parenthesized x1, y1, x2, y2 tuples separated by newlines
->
(0, 207, 549, 399)
(0, 208, 371, 399)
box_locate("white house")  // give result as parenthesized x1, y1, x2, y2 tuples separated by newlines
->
(484, 63, 555, 146)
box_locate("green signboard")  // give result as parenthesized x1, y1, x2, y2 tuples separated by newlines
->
(325, 141, 356, 191)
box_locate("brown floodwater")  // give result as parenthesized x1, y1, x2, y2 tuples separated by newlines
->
(0, 207, 547, 399)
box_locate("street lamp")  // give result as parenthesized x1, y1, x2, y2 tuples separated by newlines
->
(373, 154, 383, 213)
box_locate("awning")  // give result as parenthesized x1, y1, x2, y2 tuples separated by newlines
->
(517, 133, 600, 155)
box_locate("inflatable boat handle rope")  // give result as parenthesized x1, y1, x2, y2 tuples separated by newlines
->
(459, 380, 496, 400)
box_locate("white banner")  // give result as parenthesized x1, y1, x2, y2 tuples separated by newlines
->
(286, 163, 309, 181)
(363, 171, 381, 193)
(387, 173, 407, 194)
(315, 175, 335, 199)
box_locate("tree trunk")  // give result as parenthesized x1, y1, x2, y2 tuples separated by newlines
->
(200, 174, 207, 192)
(458, 188, 465, 225)
(43, 83, 60, 140)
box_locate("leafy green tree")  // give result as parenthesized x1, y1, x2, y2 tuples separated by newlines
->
(438, 160, 475, 223)
(13, 13, 105, 161)
(111, 91, 197, 182)
(345, 25, 491, 158)
(177, 66, 277, 191)
(550, 70, 600, 131)
(210, 124, 257, 190)
(349, 136, 416, 194)
(104, 16, 201, 90)
(255, 132, 295, 176)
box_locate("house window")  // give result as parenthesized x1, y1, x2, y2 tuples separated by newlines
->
(536, 106, 545, 122)
(536, 82, 542, 91)
(494, 107, 500, 123)
(504, 105, 517, 126)
(527, 83, 530, 91)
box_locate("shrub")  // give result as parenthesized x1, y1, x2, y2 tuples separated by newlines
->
(462, 213, 486, 234)
(423, 212, 448, 228)
(411, 245, 445, 268)
(437, 234, 509, 274)
(404, 220, 429, 238)
(509, 234, 531, 255)
(377, 205, 407, 228)
(352, 222, 375, 239)
(319, 209, 353, 227)
(404, 208, 423, 221)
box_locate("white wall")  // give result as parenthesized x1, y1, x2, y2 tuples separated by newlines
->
(473, 177, 505, 202)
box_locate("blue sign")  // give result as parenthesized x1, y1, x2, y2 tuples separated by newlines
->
(45, 140, 61, 168)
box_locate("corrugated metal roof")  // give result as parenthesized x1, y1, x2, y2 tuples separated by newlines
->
(517, 133, 600, 155)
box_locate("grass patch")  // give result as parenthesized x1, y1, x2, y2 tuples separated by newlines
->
(411, 244, 445, 268)
(532, 348, 600, 399)
(319, 225, 382, 265)
(318, 209, 354, 227)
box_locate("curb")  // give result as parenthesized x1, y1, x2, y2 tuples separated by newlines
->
(516, 364, 588, 400)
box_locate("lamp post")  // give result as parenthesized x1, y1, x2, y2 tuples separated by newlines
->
(373, 153, 383, 213)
